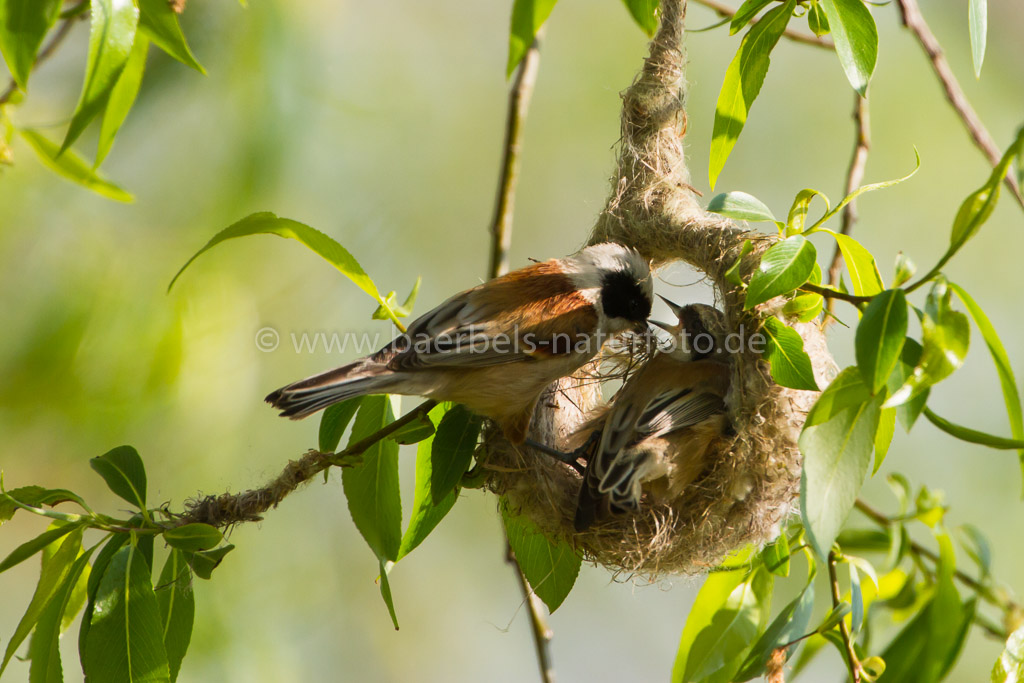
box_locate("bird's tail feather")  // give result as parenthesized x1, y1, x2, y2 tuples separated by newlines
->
(265, 360, 393, 419)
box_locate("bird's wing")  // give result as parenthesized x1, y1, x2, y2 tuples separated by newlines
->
(634, 389, 726, 439)
(383, 264, 599, 370)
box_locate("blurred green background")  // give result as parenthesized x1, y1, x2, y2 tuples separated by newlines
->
(1, 0, 1022, 681)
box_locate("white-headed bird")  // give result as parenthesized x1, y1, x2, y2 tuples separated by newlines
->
(573, 300, 731, 531)
(266, 243, 653, 444)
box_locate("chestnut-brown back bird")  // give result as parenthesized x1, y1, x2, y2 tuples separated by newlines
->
(573, 300, 731, 531)
(266, 243, 653, 444)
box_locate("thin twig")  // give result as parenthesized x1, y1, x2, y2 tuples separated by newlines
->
(826, 94, 870, 317)
(487, 35, 556, 683)
(0, 6, 86, 106)
(828, 550, 863, 683)
(690, 0, 834, 50)
(489, 34, 543, 280)
(800, 282, 871, 307)
(896, 0, 1024, 209)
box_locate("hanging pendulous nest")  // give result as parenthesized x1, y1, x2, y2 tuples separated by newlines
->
(478, 0, 836, 577)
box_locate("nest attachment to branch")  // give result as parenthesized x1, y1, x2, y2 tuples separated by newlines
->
(479, 0, 836, 578)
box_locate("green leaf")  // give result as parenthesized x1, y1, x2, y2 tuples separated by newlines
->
(342, 395, 402, 562)
(760, 536, 790, 577)
(761, 317, 819, 391)
(957, 523, 991, 578)
(675, 564, 773, 683)
(388, 413, 435, 445)
(824, 231, 884, 296)
(79, 534, 129, 656)
(968, 0, 987, 78)
(155, 550, 194, 683)
(745, 236, 816, 309)
(818, 0, 877, 95)
(810, 153, 920, 234)
(183, 544, 233, 580)
(922, 408, 1024, 449)
(28, 544, 95, 683)
(949, 282, 1024, 486)
(19, 128, 133, 202)
(855, 289, 908, 394)
(318, 397, 362, 452)
(62, 0, 140, 153)
(167, 212, 407, 328)
(800, 394, 883, 559)
(992, 626, 1024, 683)
(886, 287, 969, 408)
(373, 276, 422, 320)
(707, 191, 778, 223)
(724, 239, 754, 287)
(922, 533, 968, 681)
(806, 366, 870, 428)
(96, 34, 148, 166)
(621, 0, 659, 36)
(137, 0, 204, 73)
(709, 0, 796, 189)
(378, 560, 399, 630)
(782, 291, 823, 322)
(729, 0, 773, 34)
(429, 404, 483, 504)
(507, 0, 556, 77)
(397, 404, 458, 560)
(893, 251, 916, 287)
(163, 523, 223, 552)
(807, 0, 830, 36)
(82, 541, 171, 683)
(0, 522, 80, 575)
(873, 406, 896, 473)
(501, 501, 582, 612)
(736, 575, 815, 680)
(0, 0, 62, 89)
(1, 526, 84, 675)
(887, 339, 928, 430)
(1, 486, 87, 526)
(90, 444, 147, 510)
(786, 188, 829, 235)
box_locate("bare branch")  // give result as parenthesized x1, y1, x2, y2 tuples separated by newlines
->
(506, 537, 557, 683)
(828, 550, 863, 683)
(896, 0, 1024, 209)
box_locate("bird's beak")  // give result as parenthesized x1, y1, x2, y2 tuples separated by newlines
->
(649, 319, 676, 334)
(658, 295, 686, 319)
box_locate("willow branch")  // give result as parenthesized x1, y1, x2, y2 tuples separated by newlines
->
(828, 550, 863, 683)
(506, 537, 556, 683)
(690, 0, 833, 50)
(178, 399, 437, 527)
(801, 282, 871, 307)
(0, 5, 86, 106)
(896, 0, 1024, 210)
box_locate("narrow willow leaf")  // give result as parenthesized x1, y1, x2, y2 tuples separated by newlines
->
(28, 545, 95, 683)
(79, 534, 129, 656)
(82, 542, 171, 683)
(397, 405, 458, 560)
(501, 501, 582, 612)
(709, 0, 796, 189)
(800, 394, 883, 559)
(873, 406, 897, 474)
(723, 239, 754, 287)
(342, 395, 402, 562)
(137, 0, 204, 73)
(163, 523, 223, 552)
(992, 627, 1024, 683)
(923, 408, 1024, 450)
(968, 0, 987, 79)
(430, 404, 483, 504)
(807, 0, 830, 36)
(96, 34, 148, 166)
(729, 0, 773, 34)
(507, 0, 556, 77)
(855, 289, 908, 394)
(806, 366, 870, 428)
(90, 444, 147, 510)
(168, 212, 405, 327)
(827, 231, 884, 296)
(0, 486, 87, 525)
(0, 522, 79, 575)
(786, 188, 829, 234)
(760, 536, 790, 577)
(0, 527, 83, 675)
(62, 0, 140, 153)
(745, 236, 816, 309)
(736, 573, 814, 680)
(318, 397, 362, 452)
(378, 560, 399, 630)
(19, 128, 133, 202)
(707, 191, 778, 223)
(887, 339, 928, 431)
(811, 151, 920, 233)
(0, 0, 62, 89)
(373, 276, 422, 320)
(675, 565, 773, 682)
(761, 317, 818, 391)
(818, 0, 877, 95)
(156, 550, 194, 682)
(922, 533, 969, 682)
(183, 544, 233, 580)
(621, 0, 659, 36)
(388, 414, 435, 445)
(948, 282, 1024, 485)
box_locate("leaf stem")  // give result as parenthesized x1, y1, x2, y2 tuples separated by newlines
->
(828, 550, 863, 683)
(800, 282, 871, 307)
